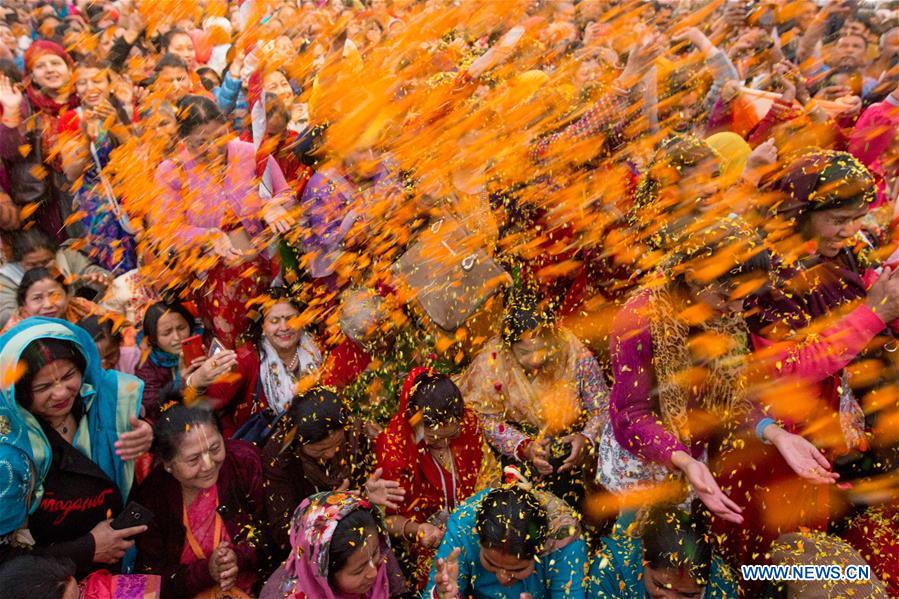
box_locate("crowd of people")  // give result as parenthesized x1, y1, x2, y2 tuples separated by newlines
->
(2, 0, 899, 597)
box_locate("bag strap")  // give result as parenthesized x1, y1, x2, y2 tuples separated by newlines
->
(182, 501, 223, 561)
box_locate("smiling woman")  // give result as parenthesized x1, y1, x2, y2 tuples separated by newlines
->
(0, 318, 148, 577)
(260, 491, 403, 599)
(133, 398, 267, 597)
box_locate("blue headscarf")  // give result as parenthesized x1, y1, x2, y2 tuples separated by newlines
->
(0, 318, 144, 519)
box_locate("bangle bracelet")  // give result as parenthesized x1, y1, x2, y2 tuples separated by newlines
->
(185, 373, 195, 390)
(401, 519, 416, 541)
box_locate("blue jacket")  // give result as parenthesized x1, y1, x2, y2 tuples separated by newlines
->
(588, 532, 737, 598)
(425, 489, 588, 598)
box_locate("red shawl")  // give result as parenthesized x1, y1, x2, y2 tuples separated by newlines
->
(375, 367, 482, 522)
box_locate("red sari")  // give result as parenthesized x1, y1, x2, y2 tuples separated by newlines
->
(375, 368, 483, 588)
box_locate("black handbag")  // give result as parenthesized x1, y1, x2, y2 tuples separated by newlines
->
(230, 377, 282, 446)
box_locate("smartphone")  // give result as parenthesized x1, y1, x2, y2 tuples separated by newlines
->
(180, 335, 205, 365)
(110, 501, 154, 531)
(208, 338, 228, 357)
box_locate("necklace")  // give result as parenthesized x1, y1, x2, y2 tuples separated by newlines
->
(285, 351, 299, 372)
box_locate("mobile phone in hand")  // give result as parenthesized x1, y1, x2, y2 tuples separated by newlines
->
(110, 501, 154, 531)
(181, 334, 205, 365)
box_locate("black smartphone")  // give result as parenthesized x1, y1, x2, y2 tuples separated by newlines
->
(110, 501, 154, 531)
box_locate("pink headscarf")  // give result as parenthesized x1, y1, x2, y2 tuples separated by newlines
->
(284, 491, 391, 599)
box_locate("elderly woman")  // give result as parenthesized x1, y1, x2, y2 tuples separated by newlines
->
(457, 294, 608, 507)
(133, 398, 268, 597)
(0, 317, 151, 576)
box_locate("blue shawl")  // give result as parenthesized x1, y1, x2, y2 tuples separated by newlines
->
(0, 318, 144, 522)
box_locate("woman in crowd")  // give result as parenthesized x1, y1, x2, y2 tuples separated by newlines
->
(426, 478, 587, 598)
(0, 41, 80, 242)
(262, 386, 405, 558)
(375, 369, 483, 588)
(204, 286, 322, 437)
(260, 490, 407, 598)
(588, 504, 737, 598)
(0, 317, 151, 576)
(133, 398, 268, 597)
(58, 56, 137, 276)
(457, 294, 608, 506)
(0, 556, 80, 599)
(77, 314, 141, 374)
(717, 150, 899, 563)
(4, 267, 99, 330)
(153, 94, 294, 347)
(0, 228, 111, 327)
(134, 301, 236, 417)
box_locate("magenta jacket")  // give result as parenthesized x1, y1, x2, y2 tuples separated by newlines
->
(611, 290, 889, 468)
(849, 95, 899, 207)
(609, 292, 700, 467)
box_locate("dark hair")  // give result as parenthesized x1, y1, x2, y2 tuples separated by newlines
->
(502, 292, 548, 345)
(288, 387, 347, 445)
(155, 52, 189, 75)
(151, 389, 220, 462)
(16, 267, 67, 308)
(264, 92, 290, 125)
(15, 338, 87, 409)
(0, 555, 75, 599)
(77, 314, 123, 345)
(142, 301, 196, 349)
(196, 66, 221, 91)
(327, 507, 381, 585)
(640, 504, 712, 585)
(12, 228, 57, 262)
(0, 58, 22, 84)
(175, 94, 226, 138)
(476, 487, 548, 560)
(409, 373, 463, 426)
(246, 286, 304, 344)
(776, 151, 876, 221)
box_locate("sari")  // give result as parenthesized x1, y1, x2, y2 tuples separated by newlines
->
(375, 368, 483, 587)
(181, 486, 254, 597)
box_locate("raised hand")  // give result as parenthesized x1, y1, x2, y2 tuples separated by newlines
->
(0, 74, 23, 116)
(115, 415, 153, 460)
(364, 467, 406, 510)
(433, 547, 461, 599)
(765, 425, 840, 485)
(672, 451, 744, 524)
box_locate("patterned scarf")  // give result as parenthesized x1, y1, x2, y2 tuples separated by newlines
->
(647, 286, 751, 445)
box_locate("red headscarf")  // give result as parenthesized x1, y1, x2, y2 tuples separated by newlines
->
(23, 40, 78, 115)
(374, 368, 483, 522)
